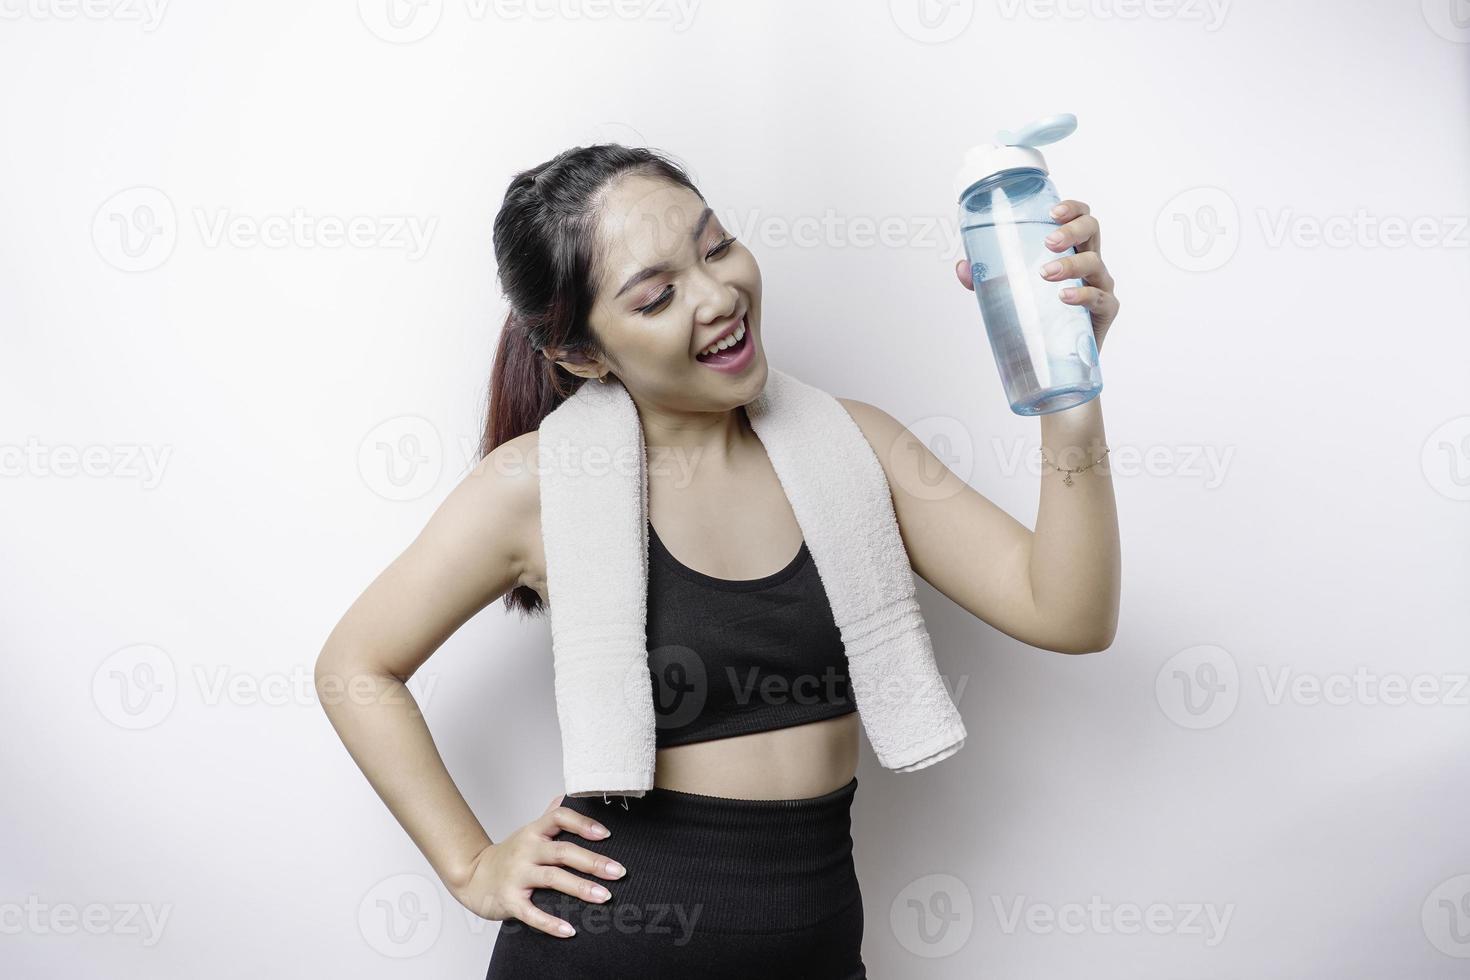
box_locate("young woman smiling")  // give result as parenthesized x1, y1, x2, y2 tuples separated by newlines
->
(314, 144, 1121, 978)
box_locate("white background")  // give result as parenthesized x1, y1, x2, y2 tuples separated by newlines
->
(3, 1, 1468, 977)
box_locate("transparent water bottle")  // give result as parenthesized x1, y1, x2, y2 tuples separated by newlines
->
(956, 113, 1102, 415)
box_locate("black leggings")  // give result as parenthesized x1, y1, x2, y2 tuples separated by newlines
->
(485, 776, 866, 979)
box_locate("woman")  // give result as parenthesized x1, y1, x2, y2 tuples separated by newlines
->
(315, 144, 1121, 978)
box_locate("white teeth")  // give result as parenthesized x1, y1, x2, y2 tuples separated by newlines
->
(699, 322, 745, 358)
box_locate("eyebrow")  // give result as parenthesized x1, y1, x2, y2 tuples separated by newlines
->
(613, 206, 715, 300)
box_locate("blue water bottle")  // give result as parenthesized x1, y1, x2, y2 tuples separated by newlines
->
(956, 113, 1102, 415)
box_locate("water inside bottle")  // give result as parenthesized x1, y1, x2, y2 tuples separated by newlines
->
(962, 217, 1101, 415)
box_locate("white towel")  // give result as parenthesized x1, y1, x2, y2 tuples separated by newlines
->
(538, 366, 967, 799)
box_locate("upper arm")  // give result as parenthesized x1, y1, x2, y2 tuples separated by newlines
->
(836, 396, 1054, 651)
(316, 430, 541, 682)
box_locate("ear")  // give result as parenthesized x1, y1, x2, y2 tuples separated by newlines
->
(542, 345, 604, 383)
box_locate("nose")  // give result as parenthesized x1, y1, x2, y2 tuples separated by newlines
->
(689, 264, 740, 324)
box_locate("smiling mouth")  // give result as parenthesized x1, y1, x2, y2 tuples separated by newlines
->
(695, 314, 749, 363)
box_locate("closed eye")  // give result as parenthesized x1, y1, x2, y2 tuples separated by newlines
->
(636, 235, 738, 316)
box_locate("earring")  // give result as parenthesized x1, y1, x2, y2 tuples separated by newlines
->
(597, 374, 609, 384)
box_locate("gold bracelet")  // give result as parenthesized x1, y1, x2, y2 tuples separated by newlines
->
(1039, 445, 1110, 486)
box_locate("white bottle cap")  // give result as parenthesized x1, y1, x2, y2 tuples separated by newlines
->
(954, 113, 1077, 202)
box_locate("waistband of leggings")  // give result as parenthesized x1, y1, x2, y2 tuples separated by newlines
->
(645, 774, 857, 810)
(615, 775, 857, 836)
(572, 776, 860, 932)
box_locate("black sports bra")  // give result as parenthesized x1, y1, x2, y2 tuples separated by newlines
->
(645, 520, 857, 748)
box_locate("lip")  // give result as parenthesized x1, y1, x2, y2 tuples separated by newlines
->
(694, 313, 755, 375)
(695, 307, 748, 357)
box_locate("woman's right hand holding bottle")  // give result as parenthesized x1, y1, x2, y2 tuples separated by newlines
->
(451, 794, 627, 938)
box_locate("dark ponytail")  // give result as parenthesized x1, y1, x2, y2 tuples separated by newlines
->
(481, 143, 703, 617)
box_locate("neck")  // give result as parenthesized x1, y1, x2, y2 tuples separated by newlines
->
(632, 398, 755, 477)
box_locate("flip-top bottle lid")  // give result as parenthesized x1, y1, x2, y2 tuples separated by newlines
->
(954, 112, 1078, 202)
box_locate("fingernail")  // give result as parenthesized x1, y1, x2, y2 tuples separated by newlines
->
(591, 885, 611, 901)
(1044, 232, 1062, 246)
(559, 922, 575, 936)
(606, 861, 625, 877)
(1041, 260, 1062, 277)
(1059, 287, 1076, 300)
(1050, 204, 1066, 218)
(589, 824, 609, 837)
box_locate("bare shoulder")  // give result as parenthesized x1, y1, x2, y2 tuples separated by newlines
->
(835, 395, 902, 446)
(834, 396, 907, 480)
(834, 394, 973, 505)
(471, 428, 542, 505)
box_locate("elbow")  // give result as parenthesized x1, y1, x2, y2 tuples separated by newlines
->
(314, 642, 409, 715)
(1051, 620, 1118, 655)
(313, 643, 376, 717)
(313, 646, 343, 715)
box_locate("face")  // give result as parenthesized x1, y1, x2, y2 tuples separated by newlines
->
(554, 174, 765, 411)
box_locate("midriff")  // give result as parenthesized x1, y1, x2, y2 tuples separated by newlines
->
(653, 711, 859, 800)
